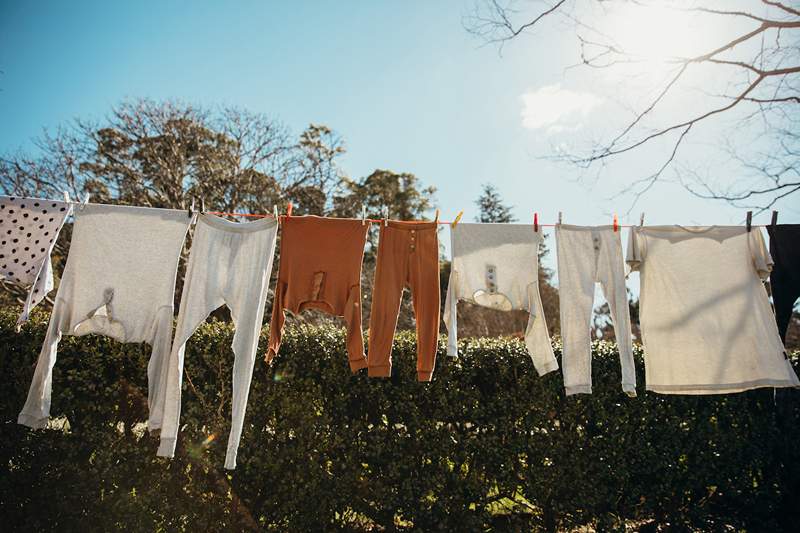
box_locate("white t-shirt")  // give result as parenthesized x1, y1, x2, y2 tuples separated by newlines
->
(627, 225, 799, 394)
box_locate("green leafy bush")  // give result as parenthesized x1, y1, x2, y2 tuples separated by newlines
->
(1, 308, 798, 531)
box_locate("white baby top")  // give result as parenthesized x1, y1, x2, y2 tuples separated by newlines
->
(18, 203, 192, 430)
(0, 196, 72, 325)
(444, 223, 557, 375)
(627, 225, 799, 394)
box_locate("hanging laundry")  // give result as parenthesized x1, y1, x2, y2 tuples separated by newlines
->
(0, 196, 72, 326)
(556, 224, 636, 396)
(367, 221, 440, 381)
(155, 214, 278, 470)
(267, 216, 369, 371)
(626, 225, 799, 394)
(766, 224, 800, 344)
(18, 204, 192, 429)
(443, 223, 557, 375)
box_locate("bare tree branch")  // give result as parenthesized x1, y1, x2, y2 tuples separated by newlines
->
(466, 0, 800, 210)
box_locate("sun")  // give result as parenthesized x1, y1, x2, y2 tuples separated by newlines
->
(599, 2, 706, 79)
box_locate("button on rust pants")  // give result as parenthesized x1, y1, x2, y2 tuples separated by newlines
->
(368, 221, 440, 381)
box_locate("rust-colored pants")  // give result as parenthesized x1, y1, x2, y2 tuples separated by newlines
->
(367, 221, 440, 381)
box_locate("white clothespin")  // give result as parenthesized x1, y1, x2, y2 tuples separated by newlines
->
(200, 197, 206, 214)
(382, 206, 389, 227)
(361, 205, 367, 225)
(273, 205, 279, 218)
(63, 191, 70, 203)
(79, 193, 90, 211)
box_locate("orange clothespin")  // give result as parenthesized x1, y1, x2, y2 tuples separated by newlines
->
(451, 210, 463, 228)
(613, 213, 619, 232)
(287, 202, 293, 217)
(534, 212, 539, 233)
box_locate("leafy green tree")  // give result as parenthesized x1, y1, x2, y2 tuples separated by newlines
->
(0, 99, 347, 308)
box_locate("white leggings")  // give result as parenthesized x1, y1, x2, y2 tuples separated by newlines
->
(555, 225, 636, 396)
(154, 214, 278, 470)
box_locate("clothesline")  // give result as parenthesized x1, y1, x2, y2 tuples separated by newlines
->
(62, 199, 774, 229)
(202, 211, 773, 229)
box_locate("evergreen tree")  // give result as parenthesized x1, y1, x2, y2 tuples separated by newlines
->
(475, 184, 516, 223)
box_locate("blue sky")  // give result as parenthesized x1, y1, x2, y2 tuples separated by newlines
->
(2, 0, 797, 279)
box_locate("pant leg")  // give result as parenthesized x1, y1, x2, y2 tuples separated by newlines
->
(18, 296, 68, 428)
(156, 224, 225, 456)
(556, 227, 596, 395)
(343, 283, 369, 371)
(408, 226, 440, 382)
(368, 226, 408, 378)
(597, 229, 637, 396)
(222, 225, 277, 469)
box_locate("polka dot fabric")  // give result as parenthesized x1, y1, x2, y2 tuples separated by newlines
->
(0, 196, 71, 325)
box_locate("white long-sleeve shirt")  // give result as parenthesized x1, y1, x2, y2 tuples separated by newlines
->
(18, 203, 191, 430)
(443, 223, 558, 375)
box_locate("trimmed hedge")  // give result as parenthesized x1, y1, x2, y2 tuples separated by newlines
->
(1, 307, 798, 531)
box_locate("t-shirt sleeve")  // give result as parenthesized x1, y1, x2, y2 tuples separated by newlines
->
(626, 227, 643, 272)
(749, 227, 773, 280)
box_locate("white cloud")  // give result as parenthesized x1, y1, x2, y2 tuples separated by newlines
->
(520, 84, 603, 132)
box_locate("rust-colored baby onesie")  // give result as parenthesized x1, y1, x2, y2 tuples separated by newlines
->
(267, 216, 369, 371)
(367, 220, 440, 381)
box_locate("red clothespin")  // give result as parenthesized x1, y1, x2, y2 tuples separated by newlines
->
(534, 212, 539, 233)
(287, 202, 293, 217)
(613, 213, 618, 232)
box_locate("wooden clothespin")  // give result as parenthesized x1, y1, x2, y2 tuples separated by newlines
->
(746, 211, 752, 232)
(434, 209, 440, 223)
(558, 211, 563, 225)
(771, 210, 778, 227)
(451, 210, 464, 228)
(79, 193, 90, 211)
(534, 212, 539, 233)
(382, 206, 389, 227)
(287, 202, 293, 217)
(613, 213, 619, 232)
(361, 205, 367, 225)
(640, 212, 645, 227)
